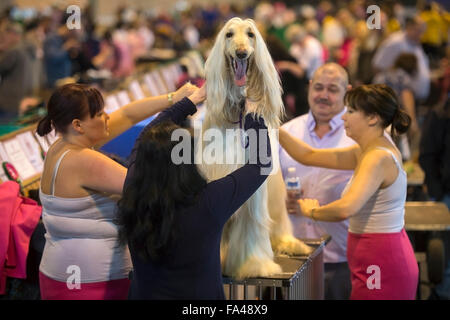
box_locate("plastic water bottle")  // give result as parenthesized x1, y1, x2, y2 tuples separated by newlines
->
(286, 167, 301, 214)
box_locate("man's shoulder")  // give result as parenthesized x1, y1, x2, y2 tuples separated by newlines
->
(377, 32, 406, 52)
(281, 114, 309, 131)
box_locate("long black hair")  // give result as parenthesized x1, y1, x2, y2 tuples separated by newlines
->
(116, 121, 207, 261)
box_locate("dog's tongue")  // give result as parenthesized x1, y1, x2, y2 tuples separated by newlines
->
(234, 59, 247, 87)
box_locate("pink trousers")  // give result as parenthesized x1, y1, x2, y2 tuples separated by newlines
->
(347, 229, 418, 300)
(39, 272, 130, 300)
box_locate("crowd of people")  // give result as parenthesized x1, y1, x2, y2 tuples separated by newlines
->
(0, 1, 447, 157)
(0, 0, 449, 300)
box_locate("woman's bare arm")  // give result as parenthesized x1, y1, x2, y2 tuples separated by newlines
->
(279, 128, 360, 170)
(299, 149, 391, 221)
(96, 83, 196, 147)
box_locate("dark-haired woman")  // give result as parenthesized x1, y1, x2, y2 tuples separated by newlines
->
(37, 82, 197, 300)
(279, 84, 418, 299)
(116, 86, 272, 300)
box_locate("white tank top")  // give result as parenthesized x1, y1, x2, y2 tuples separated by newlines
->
(39, 150, 132, 282)
(343, 147, 407, 234)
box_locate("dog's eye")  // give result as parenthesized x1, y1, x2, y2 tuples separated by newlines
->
(226, 32, 233, 38)
(247, 32, 255, 38)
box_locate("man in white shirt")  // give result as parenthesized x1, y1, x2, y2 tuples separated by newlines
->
(372, 16, 430, 100)
(279, 63, 355, 299)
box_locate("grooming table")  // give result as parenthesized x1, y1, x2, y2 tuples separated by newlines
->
(404, 202, 450, 299)
(404, 162, 426, 201)
(222, 236, 330, 300)
(405, 202, 450, 231)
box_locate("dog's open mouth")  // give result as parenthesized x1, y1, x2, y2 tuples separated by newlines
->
(230, 56, 249, 87)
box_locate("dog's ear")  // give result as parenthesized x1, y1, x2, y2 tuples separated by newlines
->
(246, 19, 284, 128)
(204, 21, 230, 126)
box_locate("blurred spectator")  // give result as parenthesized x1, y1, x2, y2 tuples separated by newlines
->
(65, 27, 95, 76)
(350, 19, 383, 85)
(419, 99, 450, 208)
(316, 1, 334, 24)
(92, 30, 121, 77)
(80, 23, 101, 70)
(285, 24, 324, 80)
(135, 16, 155, 53)
(24, 18, 46, 95)
(43, 23, 73, 88)
(372, 16, 430, 100)
(181, 14, 200, 50)
(267, 2, 292, 49)
(321, 16, 345, 63)
(335, 8, 356, 68)
(385, 11, 402, 35)
(152, 14, 177, 49)
(0, 22, 33, 123)
(200, 4, 220, 39)
(127, 24, 146, 60)
(419, 99, 450, 300)
(373, 53, 420, 159)
(176, 64, 205, 89)
(435, 51, 450, 108)
(263, 23, 309, 118)
(111, 24, 135, 78)
(304, 19, 321, 39)
(373, 53, 419, 129)
(420, 2, 448, 65)
(299, 4, 317, 21)
(347, 0, 367, 20)
(254, 2, 274, 28)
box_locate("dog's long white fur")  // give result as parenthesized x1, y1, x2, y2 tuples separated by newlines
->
(199, 17, 312, 279)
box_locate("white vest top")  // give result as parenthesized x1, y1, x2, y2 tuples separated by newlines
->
(39, 150, 132, 282)
(344, 147, 407, 234)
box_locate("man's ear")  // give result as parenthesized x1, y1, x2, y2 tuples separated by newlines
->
(71, 119, 84, 134)
(347, 84, 352, 91)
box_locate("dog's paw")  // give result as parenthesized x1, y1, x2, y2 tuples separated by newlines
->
(233, 257, 282, 279)
(272, 235, 314, 256)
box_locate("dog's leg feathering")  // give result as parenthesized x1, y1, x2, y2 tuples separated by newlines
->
(267, 168, 314, 255)
(221, 190, 283, 279)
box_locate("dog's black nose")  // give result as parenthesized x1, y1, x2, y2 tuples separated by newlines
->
(236, 50, 247, 59)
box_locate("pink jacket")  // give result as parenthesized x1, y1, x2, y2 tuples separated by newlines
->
(0, 181, 42, 294)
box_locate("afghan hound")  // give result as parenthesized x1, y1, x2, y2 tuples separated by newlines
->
(199, 17, 313, 279)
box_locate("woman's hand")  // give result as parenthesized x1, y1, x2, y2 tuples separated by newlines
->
(174, 82, 198, 103)
(298, 198, 320, 219)
(187, 83, 206, 105)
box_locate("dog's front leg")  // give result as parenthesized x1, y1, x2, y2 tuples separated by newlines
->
(267, 168, 314, 256)
(221, 184, 282, 279)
